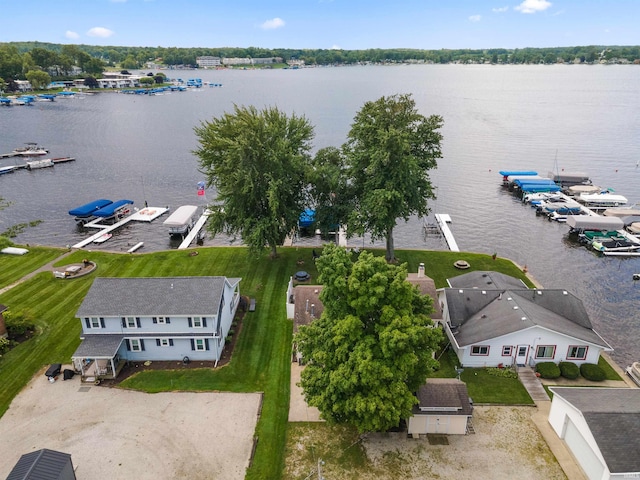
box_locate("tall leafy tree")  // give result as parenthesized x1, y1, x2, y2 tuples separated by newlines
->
(307, 146, 352, 240)
(343, 94, 443, 262)
(194, 104, 314, 257)
(295, 244, 442, 433)
(25, 70, 51, 90)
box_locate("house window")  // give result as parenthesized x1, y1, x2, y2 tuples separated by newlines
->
(567, 346, 588, 360)
(157, 317, 166, 324)
(194, 339, 205, 351)
(192, 317, 203, 328)
(126, 317, 137, 328)
(130, 339, 142, 352)
(535, 345, 556, 359)
(471, 345, 489, 356)
(91, 317, 101, 328)
(502, 346, 512, 356)
(160, 338, 170, 347)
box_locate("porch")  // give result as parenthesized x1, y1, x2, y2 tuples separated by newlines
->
(71, 334, 126, 382)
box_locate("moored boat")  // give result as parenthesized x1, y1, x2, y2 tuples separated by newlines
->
(11, 143, 49, 156)
(69, 199, 113, 224)
(93, 199, 134, 223)
(576, 192, 628, 211)
(163, 205, 198, 237)
(626, 362, 640, 387)
(26, 158, 54, 170)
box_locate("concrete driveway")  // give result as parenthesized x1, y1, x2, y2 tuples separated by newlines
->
(0, 366, 261, 480)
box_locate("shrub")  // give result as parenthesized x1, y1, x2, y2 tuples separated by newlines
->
(486, 366, 518, 379)
(559, 362, 580, 379)
(227, 329, 235, 337)
(4, 309, 36, 338)
(0, 337, 11, 355)
(535, 362, 561, 379)
(580, 363, 606, 381)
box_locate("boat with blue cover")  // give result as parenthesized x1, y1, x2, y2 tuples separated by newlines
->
(93, 199, 134, 222)
(499, 170, 538, 186)
(69, 199, 113, 224)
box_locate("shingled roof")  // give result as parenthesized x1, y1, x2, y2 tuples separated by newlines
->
(444, 288, 610, 348)
(76, 277, 240, 318)
(550, 387, 640, 474)
(413, 378, 473, 415)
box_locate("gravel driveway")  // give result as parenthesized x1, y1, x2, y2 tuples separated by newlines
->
(0, 366, 261, 480)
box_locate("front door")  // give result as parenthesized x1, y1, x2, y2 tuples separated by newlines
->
(516, 345, 529, 366)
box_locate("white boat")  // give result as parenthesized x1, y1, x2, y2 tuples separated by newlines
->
(163, 205, 198, 236)
(566, 215, 625, 233)
(626, 362, 640, 387)
(602, 208, 640, 218)
(522, 192, 562, 204)
(26, 158, 54, 170)
(12, 143, 49, 156)
(0, 165, 17, 175)
(577, 192, 628, 210)
(565, 184, 602, 197)
(93, 233, 113, 244)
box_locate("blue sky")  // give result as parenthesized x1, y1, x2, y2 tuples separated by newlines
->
(2, 0, 637, 50)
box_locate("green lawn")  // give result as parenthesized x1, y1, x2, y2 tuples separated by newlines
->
(0, 246, 66, 288)
(0, 245, 537, 479)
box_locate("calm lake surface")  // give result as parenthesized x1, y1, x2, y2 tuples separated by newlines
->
(1, 65, 639, 368)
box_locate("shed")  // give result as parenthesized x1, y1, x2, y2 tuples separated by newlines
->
(6, 449, 77, 480)
(407, 378, 473, 437)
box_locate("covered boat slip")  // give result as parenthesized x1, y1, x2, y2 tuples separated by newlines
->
(163, 205, 198, 235)
(566, 215, 624, 232)
(68, 198, 113, 219)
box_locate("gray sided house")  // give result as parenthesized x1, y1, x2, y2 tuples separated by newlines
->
(72, 276, 241, 381)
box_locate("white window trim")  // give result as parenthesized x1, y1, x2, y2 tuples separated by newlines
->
(130, 339, 142, 352)
(194, 338, 206, 351)
(160, 338, 170, 347)
(157, 316, 167, 324)
(90, 317, 101, 329)
(126, 316, 137, 328)
(535, 345, 556, 359)
(192, 316, 203, 328)
(470, 345, 489, 356)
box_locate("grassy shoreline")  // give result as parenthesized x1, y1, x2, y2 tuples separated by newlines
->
(0, 245, 588, 479)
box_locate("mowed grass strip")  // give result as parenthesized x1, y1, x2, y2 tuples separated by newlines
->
(0, 246, 66, 288)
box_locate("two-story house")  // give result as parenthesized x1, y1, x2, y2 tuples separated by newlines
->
(71, 276, 241, 381)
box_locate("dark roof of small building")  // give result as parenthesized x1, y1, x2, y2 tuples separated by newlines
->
(444, 288, 610, 348)
(406, 273, 442, 320)
(413, 378, 473, 416)
(447, 270, 527, 290)
(0, 303, 8, 313)
(6, 448, 74, 480)
(550, 387, 640, 474)
(76, 276, 240, 318)
(72, 334, 125, 358)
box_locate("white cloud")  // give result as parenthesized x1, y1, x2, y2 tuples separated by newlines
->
(492, 6, 509, 12)
(330, 44, 341, 50)
(261, 18, 285, 30)
(515, 0, 552, 14)
(469, 14, 482, 22)
(87, 27, 115, 38)
(65, 30, 80, 39)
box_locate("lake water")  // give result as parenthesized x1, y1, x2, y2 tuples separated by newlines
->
(1, 65, 639, 368)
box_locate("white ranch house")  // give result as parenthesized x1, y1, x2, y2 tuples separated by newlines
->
(438, 271, 612, 368)
(71, 276, 241, 381)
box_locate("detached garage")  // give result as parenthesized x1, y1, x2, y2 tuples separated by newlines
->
(407, 378, 473, 437)
(548, 387, 640, 480)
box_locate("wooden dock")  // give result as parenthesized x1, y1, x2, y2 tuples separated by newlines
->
(178, 209, 211, 249)
(435, 214, 460, 252)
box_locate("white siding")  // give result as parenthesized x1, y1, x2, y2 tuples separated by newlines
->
(549, 394, 611, 480)
(450, 326, 604, 368)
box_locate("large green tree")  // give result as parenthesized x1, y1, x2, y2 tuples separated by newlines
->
(343, 94, 443, 262)
(194, 104, 314, 257)
(307, 146, 352, 240)
(25, 70, 51, 90)
(295, 244, 443, 433)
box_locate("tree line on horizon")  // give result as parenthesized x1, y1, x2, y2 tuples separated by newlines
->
(1, 41, 639, 79)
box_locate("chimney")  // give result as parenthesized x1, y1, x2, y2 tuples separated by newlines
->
(418, 263, 425, 278)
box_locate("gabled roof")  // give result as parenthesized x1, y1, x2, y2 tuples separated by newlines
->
(550, 387, 640, 474)
(6, 448, 74, 480)
(76, 276, 240, 317)
(444, 288, 610, 348)
(447, 270, 527, 290)
(406, 273, 442, 320)
(413, 378, 473, 416)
